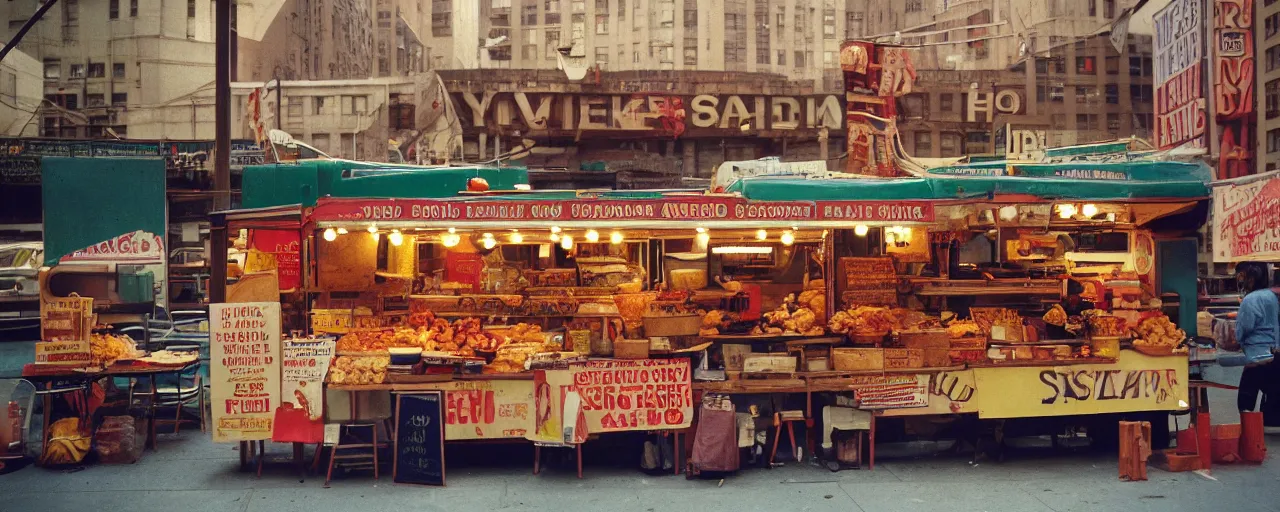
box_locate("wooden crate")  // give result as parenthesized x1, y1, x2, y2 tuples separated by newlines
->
(884, 348, 923, 369)
(900, 330, 950, 349)
(833, 348, 884, 371)
(743, 354, 797, 373)
(949, 337, 987, 350)
(614, 339, 650, 359)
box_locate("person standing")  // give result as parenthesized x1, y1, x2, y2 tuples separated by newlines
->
(1223, 262, 1280, 426)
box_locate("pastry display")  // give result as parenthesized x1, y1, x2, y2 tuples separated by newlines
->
(327, 354, 390, 385)
(89, 332, 138, 366)
(945, 320, 983, 339)
(1132, 314, 1187, 354)
(1042, 304, 1068, 326)
(752, 294, 824, 336)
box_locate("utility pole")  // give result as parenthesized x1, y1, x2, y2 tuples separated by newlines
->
(214, 0, 231, 211)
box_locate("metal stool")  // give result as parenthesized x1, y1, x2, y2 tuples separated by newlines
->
(324, 422, 383, 487)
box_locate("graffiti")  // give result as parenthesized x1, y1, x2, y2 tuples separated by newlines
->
(1214, 0, 1256, 178)
(929, 372, 975, 413)
(1038, 368, 1180, 405)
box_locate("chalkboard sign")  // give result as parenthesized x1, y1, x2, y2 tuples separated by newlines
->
(393, 392, 446, 486)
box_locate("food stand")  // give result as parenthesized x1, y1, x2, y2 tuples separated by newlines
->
(205, 155, 1211, 477)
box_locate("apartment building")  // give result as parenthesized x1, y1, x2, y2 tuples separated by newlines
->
(0, 0, 218, 139)
(1260, 0, 1280, 172)
(1, 49, 42, 136)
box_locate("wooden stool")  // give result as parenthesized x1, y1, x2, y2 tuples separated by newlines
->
(533, 442, 583, 479)
(1119, 421, 1152, 481)
(324, 422, 383, 487)
(769, 410, 807, 464)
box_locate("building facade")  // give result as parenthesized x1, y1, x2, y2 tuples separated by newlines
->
(0, 0, 218, 139)
(1259, 0, 1279, 173)
(1, 49, 42, 136)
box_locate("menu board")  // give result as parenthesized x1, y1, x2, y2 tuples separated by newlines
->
(209, 302, 281, 443)
(273, 337, 335, 443)
(429, 379, 535, 440)
(534, 358, 693, 436)
(40, 294, 93, 342)
(839, 257, 898, 306)
(394, 392, 446, 486)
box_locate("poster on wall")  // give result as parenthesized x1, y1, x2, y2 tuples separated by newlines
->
(973, 351, 1188, 419)
(248, 230, 301, 292)
(1153, 0, 1207, 150)
(848, 374, 929, 409)
(421, 379, 535, 440)
(272, 336, 335, 444)
(209, 302, 281, 443)
(1212, 173, 1280, 262)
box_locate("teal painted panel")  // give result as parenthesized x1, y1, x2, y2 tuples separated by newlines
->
(42, 157, 167, 265)
(240, 161, 530, 208)
(1158, 239, 1200, 337)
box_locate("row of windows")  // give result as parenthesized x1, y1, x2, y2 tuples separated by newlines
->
(1036, 56, 1153, 76)
(102, 0, 197, 19)
(42, 60, 127, 81)
(43, 92, 128, 109)
(911, 117, 1149, 156)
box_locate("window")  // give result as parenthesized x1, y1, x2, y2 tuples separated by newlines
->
(683, 47, 696, 65)
(111, 92, 127, 106)
(1036, 59, 1049, 74)
(545, 0, 560, 24)
(823, 10, 835, 38)
(1076, 56, 1095, 74)
(632, 42, 639, 63)
(906, 0, 923, 12)
(344, 95, 368, 114)
(618, 0, 625, 19)
(546, 29, 561, 58)
(595, 0, 607, 10)
(1076, 114, 1097, 131)
(757, 48, 770, 65)
(1051, 85, 1064, 102)
(595, 14, 608, 33)
(1051, 114, 1067, 127)
(1089, 0, 1097, 16)
(1053, 58, 1066, 74)
(658, 45, 673, 63)
(313, 97, 327, 115)
(69, 64, 85, 79)
(1076, 87, 1088, 103)
(1104, 0, 1115, 18)
(1105, 56, 1119, 74)
(572, 0, 584, 11)
(823, 51, 835, 67)
(1130, 56, 1143, 75)
(725, 12, 741, 30)
(1130, 84, 1153, 103)
(523, 44, 538, 59)
(112, 63, 125, 78)
(1270, 129, 1280, 153)
(595, 46, 609, 65)
(571, 13, 586, 40)
(794, 50, 804, 68)
(1268, 13, 1280, 39)
(524, 2, 537, 24)
(188, 0, 196, 17)
(940, 133, 961, 157)
(1269, 46, 1280, 72)
(1107, 113, 1121, 132)
(86, 93, 105, 107)
(432, 0, 452, 36)
(965, 131, 990, 154)
(65, 0, 78, 23)
(684, 9, 696, 27)
(525, 27, 537, 43)
(130, 0, 137, 17)
(109, 0, 118, 19)
(287, 97, 303, 117)
(1105, 84, 1119, 104)
(88, 62, 105, 78)
(915, 132, 932, 154)
(939, 93, 953, 112)
(777, 50, 785, 66)
(903, 94, 927, 119)
(846, 11, 862, 38)
(43, 60, 60, 80)
(1267, 79, 1280, 119)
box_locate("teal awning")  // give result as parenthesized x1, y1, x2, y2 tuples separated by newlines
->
(728, 174, 1210, 202)
(241, 160, 530, 209)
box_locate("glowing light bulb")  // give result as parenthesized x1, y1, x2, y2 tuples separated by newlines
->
(885, 232, 896, 245)
(586, 230, 600, 242)
(610, 231, 624, 244)
(441, 233, 459, 248)
(998, 205, 1018, 221)
(550, 226, 562, 234)
(780, 230, 795, 246)
(388, 230, 403, 246)
(696, 232, 710, 246)
(560, 234, 574, 250)
(1057, 204, 1077, 219)
(336, 227, 349, 235)
(1081, 204, 1099, 218)
(756, 229, 768, 241)
(372, 231, 381, 241)
(854, 225, 869, 237)
(695, 227, 706, 233)
(448, 227, 456, 234)
(901, 227, 912, 240)
(510, 231, 524, 244)
(482, 232, 494, 239)
(482, 237, 496, 250)
(550, 232, 561, 242)
(322, 228, 337, 242)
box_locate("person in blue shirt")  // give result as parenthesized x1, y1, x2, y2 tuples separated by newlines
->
(1226, 262, 1280, 424)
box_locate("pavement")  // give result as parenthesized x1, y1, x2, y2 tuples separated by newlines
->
(1, 345, 1278, 512)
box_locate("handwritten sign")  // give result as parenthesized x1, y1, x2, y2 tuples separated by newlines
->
(273, 337, 335, 443)
(209, 302, 281, 443)
(1153, 0, 1206, 149)
(60, 230, 165, 263)
(848, 374, 929, 409)
(839, 257, 898, 306)
(309, 308, 376, 334)
(416, 380, 534, 440)
(972, 351, 1188, 419)
(1213, 173, 1280, 262)
(394, 392, 446, 486)
(880, 370, 979, 417)
(40, 294, 93, 342)
(540, 359, 693, 433)
(34, 340, 92, 366)
(249, 230, 301, 291)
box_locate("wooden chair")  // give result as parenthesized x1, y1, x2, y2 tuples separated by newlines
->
(150, 365, 206, 435)
(769, 410, 807, 464)
(324, 422, 383, 487)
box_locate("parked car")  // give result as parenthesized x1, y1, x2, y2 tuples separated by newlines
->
(0, 242, 43, 340)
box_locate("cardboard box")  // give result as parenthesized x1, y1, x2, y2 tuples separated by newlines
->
(884, 348, 923, 369)
(899, 330, 950, 349)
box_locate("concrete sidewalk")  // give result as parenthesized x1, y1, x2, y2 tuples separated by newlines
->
(2, 428, 1280, 512)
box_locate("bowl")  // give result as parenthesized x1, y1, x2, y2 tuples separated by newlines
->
(388, 347, 423, 365)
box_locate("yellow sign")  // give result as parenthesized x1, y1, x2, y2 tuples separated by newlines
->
(34, 340, 92, 366)
(309, 308, 375, 334)
(40, 294, 93, 342)
(413, 380, 534, 440)
(973, 351, 1188, 419)
(880, 370, 979, 417)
